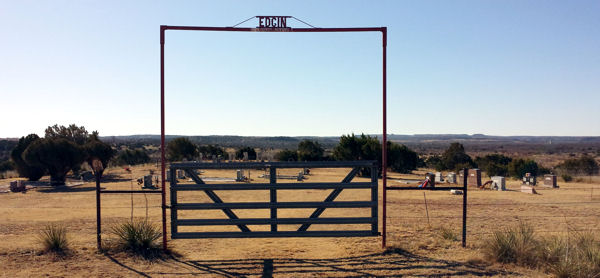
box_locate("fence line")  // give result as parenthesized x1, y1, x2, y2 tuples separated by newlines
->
(387, 215, 600, 219)
(0, 205, 162, 209)
(388, 229, 600, 236)
(387, 201, 600, 206)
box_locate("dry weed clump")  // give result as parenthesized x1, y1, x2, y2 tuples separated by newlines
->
(111, 219, 163, 259)
(38, 223, 69, 254)
(483, 221, 540, 267)
(437, 226, 458, 241)
(483, 222, 600, 277)
(542, 232, 600, 278)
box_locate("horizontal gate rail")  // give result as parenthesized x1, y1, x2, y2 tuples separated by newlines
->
(386, 186, 464, 191)
(172, 231, 375, 239)
(176, 217, 376, 226)
(175, 201, 376, 210)
(171, 161, 375, 169)
(169, 161, 378, 239)
(172, 182, 374, 191)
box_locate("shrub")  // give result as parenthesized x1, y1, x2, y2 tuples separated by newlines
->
(438, 226, 458, 241)
(387, 143, 419, 173)
(114, 148, 150, 166)
(197, 144, 226, 158)
(475, 154, 512, 177)
(425, 155, 444, 171)
(275, 149, 298, 161)
(10, 134, 45, 181)
(508, 158, 539, 178)
(542, 232, 600, 278)
(333, 134, 420, 176)
(111, 220, 162, 258)
(38, 223, 69, 253)
(235, 146, 257, 160)
(23, 138, 84, 185)
(0, 160, 14, 172)
(45, 124, 89, 145)
(297, 140, 324, 161)
(333, 134, 381, 176)
(483, 222, 540, 267)
(167, 137, 198, 161)
(84, 139, 114, 177)
(483, 223, 600, 277)
(562, 174, 573, 182)
(439, 143, 475, 172)
(557, 155, 600, 176)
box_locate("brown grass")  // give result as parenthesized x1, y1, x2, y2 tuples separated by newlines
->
(0, 163, 598, 277)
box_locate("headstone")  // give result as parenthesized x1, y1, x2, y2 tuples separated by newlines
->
(303, 168, 310, 175)
(243, 152, 248, 161)
(521, 185, 538, 194)
(212, 155, 217, 163)
(435, 172, 444, 183)
(228, 152, 235, 162)
(236, 170, 245, 182)
(491, 176, 506, 191)
(522, 173, 536, 185)
(297, 171, 304, 181)
(543, 174, 558, 188)
(446, 172, 456, 184)
(199, 153, 204, 162)
(80, 171, 94, 181)
(177, 169, 186, 179)
(9, 180, 26, 192)
(143, 175, 153, 188)
(468, 168, 482, 187)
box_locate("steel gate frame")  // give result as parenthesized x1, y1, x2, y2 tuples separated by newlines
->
(159, 20, 388, 250)
(169, 161, 378, 239)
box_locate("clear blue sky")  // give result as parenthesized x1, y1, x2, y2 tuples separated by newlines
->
(1, 0, 599, 137)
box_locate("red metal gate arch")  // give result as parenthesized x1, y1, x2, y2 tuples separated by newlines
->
(159, 20, 388, 250)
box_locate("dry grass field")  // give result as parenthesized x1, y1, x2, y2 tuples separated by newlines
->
(1, 163, 599, 277)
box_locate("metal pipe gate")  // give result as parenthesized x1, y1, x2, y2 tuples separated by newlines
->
(169, 161, 378, 239)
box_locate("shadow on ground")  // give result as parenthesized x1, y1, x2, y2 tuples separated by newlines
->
(37, 186, 98, 193)
(106, 248, 518, 277)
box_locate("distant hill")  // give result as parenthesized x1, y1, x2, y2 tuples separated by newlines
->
(97, 134, 600, 155)
(100, 135, 341, 149)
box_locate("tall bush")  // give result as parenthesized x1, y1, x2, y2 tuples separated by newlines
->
(114, 149, 150, 166)
(197, 144, 226, 158)
(508, 158, 539, 178)
(475, 154, 512, 177)
(333, 134, 381, 176)
(433, 143, 475, 172)
(166, 137, 198, 161)
(387, 142, 419, 173)
(84, 139, 115, 176)
(557, 155, 599, 176)
(275, 149, 298, 161)
(297, 140, 324, 161)
(23, 138, 84, 185)
(10, 134, 46, 181)
(235, 146, 257, 160)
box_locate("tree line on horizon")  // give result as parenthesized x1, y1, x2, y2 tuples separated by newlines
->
(2, 126, 598, 184)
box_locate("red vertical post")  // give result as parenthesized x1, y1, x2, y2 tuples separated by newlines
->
(95, 175, 101, 250)
(160, 26, 168, 250)
(381, 27, 387, 249)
